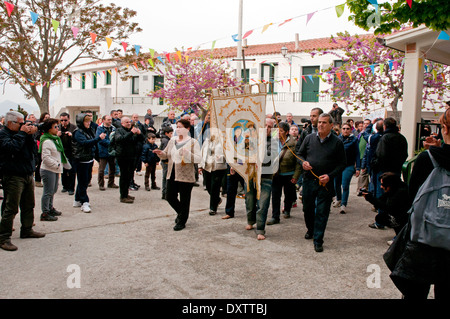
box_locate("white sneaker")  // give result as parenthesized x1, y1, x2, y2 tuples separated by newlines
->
(81, 202, 91, 213)
(340, 205, 346, 214)
(73, 200, 82, 207)
(333, 200, 341, 208)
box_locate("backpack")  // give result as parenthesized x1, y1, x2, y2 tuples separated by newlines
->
(410, 151, 450, 251)
(108, 130, 117, 157)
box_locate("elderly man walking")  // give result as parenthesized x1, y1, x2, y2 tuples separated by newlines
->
(297, 113, 346, 252)
(0, 111, 46, 251)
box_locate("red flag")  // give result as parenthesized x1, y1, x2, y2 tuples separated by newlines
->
(121, 42, 128, 53)
(279, 19, 292, 27)
(336, 72, 342, 83)
(243, 30, 253, 39)
(302, 75, 307, 82)
(287, 79, 291, 86)
(358, 67, 366, 77)
(90, 33, 97, 44)
(4, 1, 14, 17)
(165, 53, 171, 63)
(406, 0, 412, 8)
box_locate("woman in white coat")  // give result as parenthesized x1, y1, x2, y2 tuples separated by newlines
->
(39, 119, 71, 221)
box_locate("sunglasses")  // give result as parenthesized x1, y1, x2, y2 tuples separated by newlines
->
(342, 128, 351, 130)
(60, 119, 69, 122)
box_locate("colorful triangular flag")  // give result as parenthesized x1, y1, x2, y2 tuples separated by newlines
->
(358, 67, 366, 77)
(231, 34, 239, 42)
(134, 45, 141, 56)
(121, 42, 128, 53)
(279, 18, 293, 27)
(105, 37, 113, 49)
(4, 1, 14, 17)
(406, 0, 412, 9)
(336, 72, 342, 83)
(335, 4, 345, 18)
(243, 30, 253, 39)
(438, 31, 450, 41)
(71, 26, 79, 38)
(346, 71, 352, 81)
(262, 23, 272, 33)
(52, 20, 60, 33)
(90, 32, 97, 44)
(306, 12, 316, 25)
(30, 11, 39, 25)
(149, 48, 155, 58)
(368, 0, 379, 13)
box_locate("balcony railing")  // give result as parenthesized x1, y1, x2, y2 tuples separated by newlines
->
(113, 97, 164, 105)
(293, 92, 332, 103)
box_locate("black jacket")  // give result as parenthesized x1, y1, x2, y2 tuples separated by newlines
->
(58, 122, 77, 159)
(72, 114, 100, 162)
(375, 127, 408, 174)
(114, 126, 145, 159)
(0, 127, 37, 176)
(159, 134, 171, 163)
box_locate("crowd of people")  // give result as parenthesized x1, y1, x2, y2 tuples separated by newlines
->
(1, 103, 449, 299)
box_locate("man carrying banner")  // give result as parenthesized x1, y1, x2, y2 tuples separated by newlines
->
(297, 113, 346, 252)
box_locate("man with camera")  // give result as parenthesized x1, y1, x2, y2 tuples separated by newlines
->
(0, 111, 46, 251)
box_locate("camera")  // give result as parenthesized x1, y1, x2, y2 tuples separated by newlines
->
(357, 188, 369, 197)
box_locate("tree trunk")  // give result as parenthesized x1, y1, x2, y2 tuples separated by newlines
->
(390, 94, 401, 124)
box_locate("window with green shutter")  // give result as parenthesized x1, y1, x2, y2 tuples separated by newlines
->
(301, 66, 320, 102)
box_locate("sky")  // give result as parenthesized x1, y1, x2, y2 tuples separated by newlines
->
(0, 0, 369, 110)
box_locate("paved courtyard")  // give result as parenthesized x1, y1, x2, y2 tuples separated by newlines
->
(0, 167, 412, 300)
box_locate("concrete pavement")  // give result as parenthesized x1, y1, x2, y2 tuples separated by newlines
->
(0, 168, 409, 299)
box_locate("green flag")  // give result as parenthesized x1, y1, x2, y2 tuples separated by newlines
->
(335, 4, 345, 18)
(52, 19, 60, 33)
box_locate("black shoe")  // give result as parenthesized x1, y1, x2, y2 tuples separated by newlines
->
(266, 218, 280, 225)
(61, 188, 68, 193)
(151, 185, 161, 190)
(209, 210, 217, 216)
(40, 214, 58, 221)
(20, 230, 46, 239)
(68, 190, 74, 195)
(173, 224, 185, 231)
(283, 211, 291, 219)
(49, 209, 62, 216)
(305, 231, 313, 240)
(193, 183, 200, 187)
(314, 244, 324, 253)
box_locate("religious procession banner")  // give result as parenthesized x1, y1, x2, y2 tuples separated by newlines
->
(210, 83, 267, 199)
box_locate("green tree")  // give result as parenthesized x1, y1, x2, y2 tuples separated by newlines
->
(0, 0, 142, 115)
(347, 0, 450, 35)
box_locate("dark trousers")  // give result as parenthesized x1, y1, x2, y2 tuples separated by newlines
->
(0, 175, 35, 242)
(98, 157, 116, 188)
(203, 169, 226, 212)
(392, 276, 450, 300)
(225, 168, 245, 217)
(34, 154, 42, 182)
(271, 174, 297, 220)
(161, 162, 168, 198)
(61, 157, 76, 192)
(166, 178, 194, 227)
(73, 161, 93, 204)
(302, 177, 334, 245)
(117, 157, 135, 199)
(144, 163, 157, 187)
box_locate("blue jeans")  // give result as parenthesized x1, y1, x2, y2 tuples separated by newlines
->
(245, 178, 272, 235)
(334, 165, 356, 207)
(369, 170, 385, 226)
(302, 177, 333, 245)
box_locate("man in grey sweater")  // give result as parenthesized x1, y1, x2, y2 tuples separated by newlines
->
(297, 113, 346, 252)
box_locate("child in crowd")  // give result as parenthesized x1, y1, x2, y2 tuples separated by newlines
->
(158, 126, 174, 200)
(141, 133, 160, 191)
(289, 124, 300, 208)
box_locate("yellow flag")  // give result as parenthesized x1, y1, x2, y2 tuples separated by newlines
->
(176, 51, 182, 61)
(262, 23, 272, 33)
(106, 37, 113, 49)
(346, 71, 352, 81)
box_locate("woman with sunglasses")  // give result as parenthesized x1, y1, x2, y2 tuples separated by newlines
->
(333, 123, 360, 214)
(38, 119, 71, 221)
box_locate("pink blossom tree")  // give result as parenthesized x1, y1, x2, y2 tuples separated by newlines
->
(312, 32, 450, 122)
(148, 52, 239, 119)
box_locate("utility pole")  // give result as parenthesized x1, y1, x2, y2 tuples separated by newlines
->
(236, 0, 243, 82)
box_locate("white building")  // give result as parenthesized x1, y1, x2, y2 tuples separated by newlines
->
(52, 34, 446, 129)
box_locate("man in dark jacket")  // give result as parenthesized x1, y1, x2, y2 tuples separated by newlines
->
(329, 103, 345, 126)
(375, 117, 408, 176)
(297, 113, 346, 252)
(58, 112, 77, 195)
(0, 111, 45, 251)
(115, 117, 144, 203)
(96, 115, 118, 191)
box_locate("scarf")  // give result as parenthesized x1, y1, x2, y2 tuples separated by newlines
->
(39, 133, 68, 164)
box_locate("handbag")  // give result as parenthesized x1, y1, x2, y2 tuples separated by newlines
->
(383, 215, 411, 272)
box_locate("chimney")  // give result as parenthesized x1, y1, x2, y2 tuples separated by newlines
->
(243, 38, 248, 48)
(295, 33, 299, 50)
